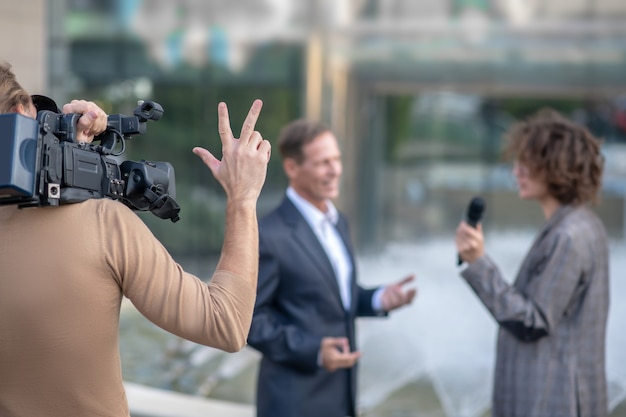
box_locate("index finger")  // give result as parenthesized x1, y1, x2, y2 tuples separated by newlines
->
(463, 223, 482, 239)
(397, 274, 415, 286)
(239, 99, 263, 144)
(62, 99, 85, 114)
(217, 102, 234, 150)
(459, 222, 475, 235)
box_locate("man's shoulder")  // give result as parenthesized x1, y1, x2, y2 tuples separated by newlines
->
(79, 197, 132, 214)
(259, 198, 303, 236)
(259, 204, 288, 227)
(68, 199, 143, 228)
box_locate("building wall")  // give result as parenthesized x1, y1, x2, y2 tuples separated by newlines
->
(0, 1, 47, 94)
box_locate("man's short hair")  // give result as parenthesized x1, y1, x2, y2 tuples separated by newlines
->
(278, 119, 331, 164)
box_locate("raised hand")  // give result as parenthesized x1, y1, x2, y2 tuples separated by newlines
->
(381, 274, 417, 312)
(193, 99, 271, 204)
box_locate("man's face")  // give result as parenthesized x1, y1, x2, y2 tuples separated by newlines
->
(286, 131, 342, 211)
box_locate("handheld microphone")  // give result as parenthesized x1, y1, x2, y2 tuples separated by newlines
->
(457, 196, 486, 266)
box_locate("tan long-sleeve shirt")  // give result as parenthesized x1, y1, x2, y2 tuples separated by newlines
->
(0, 199, 256, 417)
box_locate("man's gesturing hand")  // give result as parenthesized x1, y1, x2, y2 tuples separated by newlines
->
(320, 337, 362, 372)
(192, 99, 271, 204)
(381, 275, 417, 312)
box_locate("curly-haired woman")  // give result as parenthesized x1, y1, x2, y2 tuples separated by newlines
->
(455, 109, 609, 417)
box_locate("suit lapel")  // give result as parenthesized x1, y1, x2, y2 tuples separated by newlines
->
(335, 215, 358, 314)
(279, 198, 346, 310)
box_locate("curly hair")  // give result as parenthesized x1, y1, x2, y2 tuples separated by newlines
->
(0, 62, 32, 114)
(504, 108, 604, 205)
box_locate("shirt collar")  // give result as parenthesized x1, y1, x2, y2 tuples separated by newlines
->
(286, 187, 339, 227)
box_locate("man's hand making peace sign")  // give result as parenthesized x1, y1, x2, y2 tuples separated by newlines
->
(191, 99, 271, 290)
(193, 99, 271, 205)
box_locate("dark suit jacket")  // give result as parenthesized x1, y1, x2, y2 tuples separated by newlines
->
(247, 196, 383, 417)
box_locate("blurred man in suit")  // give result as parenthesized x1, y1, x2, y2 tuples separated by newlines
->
(247, 119, 416, 417)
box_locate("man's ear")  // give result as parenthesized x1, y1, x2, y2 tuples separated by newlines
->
(14, 102, 27, 115)
(14, 102, 36, 118)
(283, 158, 298, 179)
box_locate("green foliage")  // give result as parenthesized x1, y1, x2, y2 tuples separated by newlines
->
(67, 41, 304, 255)
(121, 81, 301, 255)
(384, 95, 414, 161)
(384, 94, 491, 164)
(382, 94, 589, 165)
(498, 98, 584, 118)
(137, 184, 226, 257)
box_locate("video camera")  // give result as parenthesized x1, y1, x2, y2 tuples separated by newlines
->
(0, 96, 180, 222)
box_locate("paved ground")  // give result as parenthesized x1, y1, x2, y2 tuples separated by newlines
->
(125, 382, 254, 417)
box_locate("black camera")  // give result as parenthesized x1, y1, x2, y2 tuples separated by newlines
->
(0, 97, 180, 222)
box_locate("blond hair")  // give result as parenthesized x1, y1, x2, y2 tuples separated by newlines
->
(0, 62, 31, 114)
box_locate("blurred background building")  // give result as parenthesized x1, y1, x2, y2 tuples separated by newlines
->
(2, 1, 625, 416)
(4, 0, 626, 250)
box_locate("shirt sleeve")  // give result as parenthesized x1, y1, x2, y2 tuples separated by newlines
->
(461, 231, 584, 342)
(99, 200, 255, 352)
(371, 287, 385, 312)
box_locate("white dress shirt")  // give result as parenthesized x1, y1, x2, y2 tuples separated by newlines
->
(286, 187, 385, 312)
(287, 187, 353, 310)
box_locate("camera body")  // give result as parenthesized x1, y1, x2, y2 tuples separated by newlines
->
(0, 100, 180, 222)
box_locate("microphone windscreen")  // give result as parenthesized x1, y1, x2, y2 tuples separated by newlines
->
(458, 196, 486, 265)
(466, 196, 485, 226)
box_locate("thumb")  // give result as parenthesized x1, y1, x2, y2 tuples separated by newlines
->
(193, 147, 220, 174)
(325, 337, 347, 349)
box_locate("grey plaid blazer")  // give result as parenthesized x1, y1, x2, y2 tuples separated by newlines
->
(461, 205, 610, 417)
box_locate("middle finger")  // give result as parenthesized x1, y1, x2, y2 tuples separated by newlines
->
(239, 99, 263, 144)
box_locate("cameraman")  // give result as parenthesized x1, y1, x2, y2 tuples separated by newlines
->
(0, 62, 271, 417)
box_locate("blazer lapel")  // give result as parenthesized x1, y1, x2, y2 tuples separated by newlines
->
(278, 198, 346, 310)
(335, 214, 358, 314)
